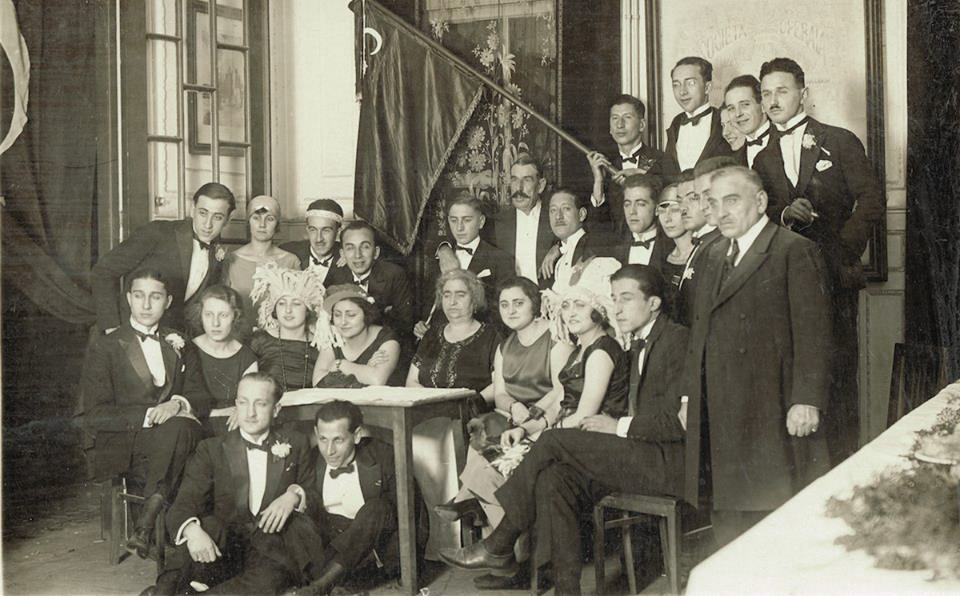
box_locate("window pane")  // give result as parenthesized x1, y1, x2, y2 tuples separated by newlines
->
(216, 1, 245, 46)
(187, 1, 213, 85)
(147, 39, 179, 137)
(220, 150, 248, 218)
(149, 142, 182, 220)
(185, 154, 215, 207)
(146, 0, 178, 36)
(185, 88, 215, 151)
(217, 49, 246, 144)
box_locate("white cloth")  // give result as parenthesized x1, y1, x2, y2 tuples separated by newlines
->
(514, 203, 542, 283)
(776, 111, 808, 187)
(307, 248, 333, 283)
(591, 142, 645, 207)
(615, 315, 658, 437)
(679, 224, 717, 289)
(452, 236, 480, 270)
(552, 228, 587, 291)
(728, 215, 769, 266)
(675, 103, 712, 171)
(413, 417, 461, 558)
(627, 228, 658, 265)
(745, 120, 771, 168)
(323, 459, 365, 519)
(184, 238, 209, 301)
(130, 318, 165, 387)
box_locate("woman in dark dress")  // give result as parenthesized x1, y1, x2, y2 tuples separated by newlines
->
(248, 262, 326, 391)
(312, 284, 401, 387)
(180, 285, 258, 435)
(656, 182, 694, 312)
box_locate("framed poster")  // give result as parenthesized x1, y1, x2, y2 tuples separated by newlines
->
(645, 0, 887, 281)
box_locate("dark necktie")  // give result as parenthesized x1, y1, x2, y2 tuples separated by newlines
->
(779, 116, 809, 137)
(454, 244, 474, 255)
(134, 329, 160, 342)
(632, 337, 647, 352)
(631, 237, 654, 249)
(329, 463, 355, 479)
(243, 438, 269, 453)
(193, 234, 211, 251)
(311, 254, 332, 268)
(719, 239, 740, 287)
(746, 129, 770, 147)
(680, 110, 709, 127)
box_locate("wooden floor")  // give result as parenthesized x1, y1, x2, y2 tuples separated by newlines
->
(2, 483, 716, 595)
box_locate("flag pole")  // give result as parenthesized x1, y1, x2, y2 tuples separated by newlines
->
(353, 0, 620, 177)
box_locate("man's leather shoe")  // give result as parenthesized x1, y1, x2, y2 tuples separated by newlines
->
(128, 493, 165, 559)
(473, 568, 529, 590)
(434, 498, 486, 526)
(127, 528, 152, 559)
(438, 541, 517, 573)
(287, 560, 346, 596)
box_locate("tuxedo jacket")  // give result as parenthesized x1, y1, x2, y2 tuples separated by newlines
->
(753, 117, 885, 290)
(610, 227, 676, 274)
(91, 219, 223, 331)
(682, 221, 832, 511)
(279, 239, 341, 271)
(423, 238, 515, 321)
(492, 203, 554, 288)
(661, 107, 734, 177)
(325, 260, 415, 333)
(166, 428, 315, 546)
(548, 230, 612, 287)
(306, 437, 396, 519)
(586, 145, 666, 237)
(672, 227, 723, 327)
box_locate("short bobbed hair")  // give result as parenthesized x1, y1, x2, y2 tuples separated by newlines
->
(497, 276, 542, 315)
(187, 284, 248, 339)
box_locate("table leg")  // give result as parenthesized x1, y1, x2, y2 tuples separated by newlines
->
(393, 408, 418, 596)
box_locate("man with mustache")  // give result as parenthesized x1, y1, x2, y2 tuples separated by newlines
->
(492, 153, 555, 287)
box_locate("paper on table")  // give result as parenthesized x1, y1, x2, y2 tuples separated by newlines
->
(279, 386, 475, 408)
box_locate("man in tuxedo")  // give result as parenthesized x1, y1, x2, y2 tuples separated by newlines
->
(724, 75, 771, 168)
(293, 400, 423, 595)
(662, 57, 733, 176)
(156, 373, 320, 595)
(546, 188, 608, 292)
(683, 166, 832, 546)
(720, 106, 746, 152)
(492, 153, 554, 286)
(585, 94, 665, 235)
(439, 265, 689, 595)
(753, 57, 885, 463)
(78, 268, 203, 559)
(610, 174, 674, 271)
(280, 198, 344, 283)
(416, 193, 514, 336)
(91, 182, 234, 332)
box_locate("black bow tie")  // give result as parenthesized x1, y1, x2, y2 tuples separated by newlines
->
(632, 338, 647, 352)
(621, 150, 643, 165)
(329, 463, 355, 479)
(243, 438, 269, 453)
(745, 129, 770, 147)
(690, 235, 702, 246)
(631, 237, 654, 249)
(778, 116, 809, 137)
(134, 329, 160, 342)
(193, 234, 211, 251)
(354, 276, 370, 288)
(680, 110, 709, 127)
(311, 254, 333, 268)
(454, 244, 474, 255)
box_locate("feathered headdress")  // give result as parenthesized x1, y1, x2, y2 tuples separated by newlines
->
(540, 257, 627, 349)
(249, 262, 332, 347)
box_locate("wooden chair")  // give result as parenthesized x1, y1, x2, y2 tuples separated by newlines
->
(100, 474, 166, 571)
(888, 343, 960, 427)
(592, 493, 681, 595)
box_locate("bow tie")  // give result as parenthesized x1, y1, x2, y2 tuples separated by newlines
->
(778, 116, 809, 137)
(680, 110, 709, 127)
(631, 337, 647, 352)
(745, 129, 770, 147)
(354, 276, 370, 288)
(690, 235, 702, 246)
(243, 438, 269, 453)
(454, 244, 474, 255)
(329, 463, 355, 478)
(193, 234, 211, 251)
(311, 254, 333, 268)
(134, 329, 160, 342)
(631, 237, 654, 249)
(621, 150, 643, 165)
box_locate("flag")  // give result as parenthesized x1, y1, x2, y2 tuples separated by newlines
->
(0, 0, 30, 156)
(352, 0, 483, 255)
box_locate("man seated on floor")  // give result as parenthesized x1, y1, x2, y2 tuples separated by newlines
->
(439, 265, 689, 595)
(292, 400, 425, 595)
(77, 268, 203, 560)
(154, 373, 321, 595)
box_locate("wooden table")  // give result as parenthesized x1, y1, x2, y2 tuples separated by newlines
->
(278, 386, 475, 595)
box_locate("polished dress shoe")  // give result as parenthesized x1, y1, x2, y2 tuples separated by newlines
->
(433, 498, 487, 526)
(473, 567, 530, 590)
(438, 541, 517, 573)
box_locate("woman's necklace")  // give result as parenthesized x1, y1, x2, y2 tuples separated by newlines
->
(277, 336, 309, 389)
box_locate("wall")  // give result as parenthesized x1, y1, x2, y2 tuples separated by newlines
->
(621, 0, 907, 443)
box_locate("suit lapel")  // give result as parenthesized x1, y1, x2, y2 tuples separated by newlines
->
(158, 333, 179, 400)
(175, 220, 194, 291)
(712, 222, 777, 310)
(536, 205, 553, 265)
(355, 441, 382, 502)
(118, 326, 155, 392)
(262, 433, 284, 510)
(223, 431, 252, 517)
(794, 119, 823, 196)
(697, 109, 723, 163)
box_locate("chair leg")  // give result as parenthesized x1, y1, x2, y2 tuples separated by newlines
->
(529, 528, 539, 596)
(109, 481, 125, 564)
(665, 508, 679, 594)
(155, 507, 167, 573)
(622, 515, 638, 595)
(593, 505, 606, 595)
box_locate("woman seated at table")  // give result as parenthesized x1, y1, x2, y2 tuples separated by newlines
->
(312, 284, 401, 387)
(405, 268, 502, 558)
(180, 285, 258, 435)
(220, 195, 300, 329)
(248, 262, 325, 391)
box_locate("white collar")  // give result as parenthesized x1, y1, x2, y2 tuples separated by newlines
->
(635, 314, 658, 341)
(632, 227, 657, 242)
(747, 119, 770, 140)
(693, 224, 716, 239)
(684, 103, 712, 119)
(353, 269, 372, 283)
(559, 227, 586, 254)
(456, 236, 481, 251)
(240, 429, 270, 446)
(775, 111, 807, 132)
(619, 142, 645, 159)
(130, 318, 159, 336)
(517, 200, 541, 219)
(310, 247, 334, 264)
(729, 215, 770, 256)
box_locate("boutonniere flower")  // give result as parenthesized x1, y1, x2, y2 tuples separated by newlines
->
(270, 439, 291, 460)
(215, 245, 227, 262)
(683, 267, 695, 281)
(801, 133, 817, 150)
(164, 333, 185, 352)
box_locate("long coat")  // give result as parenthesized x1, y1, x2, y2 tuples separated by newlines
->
(682, 221, 833, 511)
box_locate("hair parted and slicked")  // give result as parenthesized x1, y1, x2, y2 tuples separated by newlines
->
(623, 173, 663, 199)
(725, 74, 762, 103)
(512, 152, 543, 178)
(549, 187, 587, 210)
(239, 371, 284, 404)
(446, 191, 486, 216)
(694, 156, 742, 179)
(126, 268, 170, 294)
(759, 57, 805, 87)
(609, 93, 646, 119)
(671, 56, 713, 82)
(611, 264, 668, 310)
(341, 219, 378, 245)
(315, 399, 364, 432)
(710, 165, 765, 193)
(192, 182, 236, 212)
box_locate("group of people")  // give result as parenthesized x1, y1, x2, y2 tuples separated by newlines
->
(74, 53, 883, 595)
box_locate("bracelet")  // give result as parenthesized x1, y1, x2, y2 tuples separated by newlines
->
(332, 359, 342, 372)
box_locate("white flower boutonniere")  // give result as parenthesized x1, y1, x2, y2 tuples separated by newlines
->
(215, 245, 227, 262)
(801, 133, 817, 150)
(271, 440, 292, 460)
(165, 333, 185, 352)
(682, 267, 695, 281)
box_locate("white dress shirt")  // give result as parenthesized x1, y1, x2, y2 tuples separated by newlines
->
(776, 111, 808, 187)
(130, 318, 165, 387)
(615, 315, 659, 437)
(591, 142, 645, 207)
(675, 104, 712, 171)
(745, 120, 771, 168)
(322, 457, 366, 520)
(307, 248, 334, 282)
(627, 228, 658, 265)
(728, 215, 770, 267)
(452, 236, 480, 270)
(353, 270, 371, 292)
(184, 238, 209, 301)
(678, 224, 716, 289)
(514, 203, 542, 283)
(552, 227, 586, 291)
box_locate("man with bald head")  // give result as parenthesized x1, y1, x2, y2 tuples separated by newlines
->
(681, 165, 833, 546)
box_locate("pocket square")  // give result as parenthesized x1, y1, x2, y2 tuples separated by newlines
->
(815, 159, 833, 172)
(476, 268, 492, 278)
